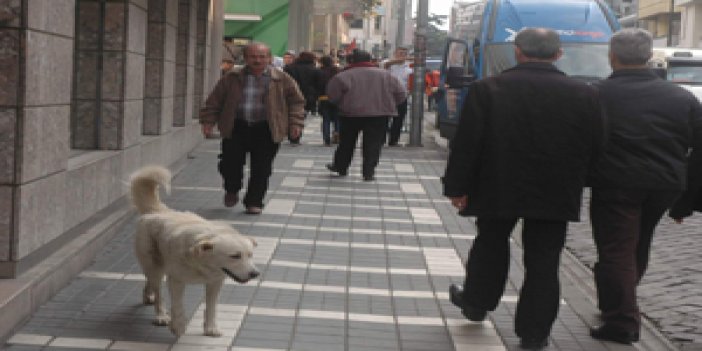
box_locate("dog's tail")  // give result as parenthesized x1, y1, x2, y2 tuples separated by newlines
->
(130, 166, 171, 214)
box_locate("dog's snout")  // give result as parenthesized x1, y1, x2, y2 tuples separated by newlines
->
(249, 270, 260, 279)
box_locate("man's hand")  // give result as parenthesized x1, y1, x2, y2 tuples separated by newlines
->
(201, 123, 214, 137)
(449, 196, 468, 211)
(289, 125, 302, 140)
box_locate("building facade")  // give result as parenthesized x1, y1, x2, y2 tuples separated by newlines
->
(0, 0, 225, 279)
(677, 0, 702, 47)
(638, 0, 681, 45)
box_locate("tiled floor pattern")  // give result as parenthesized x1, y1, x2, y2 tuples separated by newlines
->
(3, 121, 635, 351)
(4, 155, 503, 350)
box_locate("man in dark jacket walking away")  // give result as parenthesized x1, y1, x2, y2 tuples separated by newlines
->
(587, 28, 702, 345)
(442, 28, 603, 350)
(318, 55, 341, 146)
(325, 50, 407, 181)
(284, 51, 323, 144)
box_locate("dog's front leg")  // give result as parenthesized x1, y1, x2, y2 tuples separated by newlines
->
(152, 277, 170, 326)
(167, 277, 187, 336)
(203, 280, 223, 337)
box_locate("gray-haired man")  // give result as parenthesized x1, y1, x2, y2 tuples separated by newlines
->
(588, 28, 702, 344)
(443, 28, 603, 350)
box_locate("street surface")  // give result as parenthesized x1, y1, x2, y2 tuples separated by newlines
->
(1, 115, 696, 351)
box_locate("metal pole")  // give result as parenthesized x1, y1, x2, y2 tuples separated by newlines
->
(410, 0, 428, 146)
(395, 0, 405, 51)
(667, 0, 674, 46)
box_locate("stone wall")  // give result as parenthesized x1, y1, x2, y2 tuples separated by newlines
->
(0, 0, 222, 278)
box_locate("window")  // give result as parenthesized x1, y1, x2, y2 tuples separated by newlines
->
(350, 19, 363, 29)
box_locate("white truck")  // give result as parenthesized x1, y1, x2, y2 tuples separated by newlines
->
(649, 48, 702, 101)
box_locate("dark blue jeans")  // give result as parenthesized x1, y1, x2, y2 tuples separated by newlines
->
(332, 116, 388, 178)
(218, 122, 280, 208)
(590, 188, 679, 333)
(319, 100, 339, 145)
(388, 99, 408, 145)
(463, 217, 567, 340)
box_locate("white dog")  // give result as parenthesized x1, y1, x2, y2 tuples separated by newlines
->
(130, 166, 259, 337)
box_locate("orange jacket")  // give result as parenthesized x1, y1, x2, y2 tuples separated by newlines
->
(409, 70, 440, 95)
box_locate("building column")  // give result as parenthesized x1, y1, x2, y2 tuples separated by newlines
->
(193, 0, 209, 119)
(205, 0, 223, 95)
(680, 2, 702, 47)
(72, 0, 146, 149)
(288, 0, 313, 51)
(144, 0, 178, 135)
(0, 1, 75, 278)
(330, 14, 339, 51)
(173, 0, 191, 126)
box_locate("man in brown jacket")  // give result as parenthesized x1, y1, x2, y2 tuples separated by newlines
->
(200, 42, 305, 214)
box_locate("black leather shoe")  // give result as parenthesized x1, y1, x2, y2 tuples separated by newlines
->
(448, 284, 487, 322)
(590, 325, 640, 344)
(519, 337, 548, 350)
(326, 163, 347, 176)
(224, 192, 239, 207)
(363, 175, 375, 182)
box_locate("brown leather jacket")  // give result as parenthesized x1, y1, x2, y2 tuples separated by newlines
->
(199, 66, 305, 142)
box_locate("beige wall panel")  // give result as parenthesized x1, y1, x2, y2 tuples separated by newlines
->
(19, 106, 70, 183)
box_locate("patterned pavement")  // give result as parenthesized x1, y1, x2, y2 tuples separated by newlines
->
(1, 115, 673, 351)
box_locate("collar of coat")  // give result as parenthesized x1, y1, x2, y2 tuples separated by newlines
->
(608, 68, 659, 80)
(505, 62, 565, 75)
(230, 65, 283, 81)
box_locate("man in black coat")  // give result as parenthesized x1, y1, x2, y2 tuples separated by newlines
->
(284, 51, 324, 144)
(587, 28, 702, 344)
(442, 28, 603, 350)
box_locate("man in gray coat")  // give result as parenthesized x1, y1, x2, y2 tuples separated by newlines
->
(325, 50, 406, 181)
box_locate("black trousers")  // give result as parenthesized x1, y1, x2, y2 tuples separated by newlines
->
(589, 188, 679, 333)
(463, 217, 567, 340)
(332, 116, 388, 178)
(387, 99, 407, 145)
(218, 122, 280, 208)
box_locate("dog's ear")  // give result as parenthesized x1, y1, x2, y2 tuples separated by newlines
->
(191, 240, 214, 256)
(248, 236, 257, 247)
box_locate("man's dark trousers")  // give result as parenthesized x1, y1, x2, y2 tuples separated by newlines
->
(387, 99, 407, 145)
(333, 116, 388, 178)
(589, 188, 679, 333)
(218, 121, 280, 208)
(462, 217, 567, 339)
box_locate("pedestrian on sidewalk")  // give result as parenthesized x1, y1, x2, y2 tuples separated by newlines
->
(442, 28, 604, 350)
(220, 58, 235, 77)
(199, 42, 305, 214)
(282, 50, 296, 68)
(325, 49, 407, 181)
(284, 51, 324, 145)
(382, 46, 413, 146)
(587, 28, 702, 344)
(318, 55, 341, 146)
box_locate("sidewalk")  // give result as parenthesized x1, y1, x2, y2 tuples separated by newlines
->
(1, 114, 673, 351)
